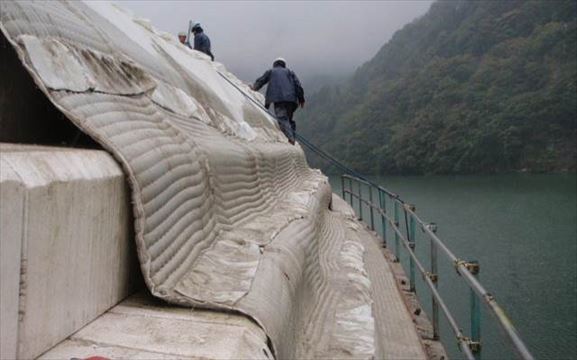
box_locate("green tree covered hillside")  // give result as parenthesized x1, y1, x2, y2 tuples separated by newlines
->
(300, 0, 576, 174)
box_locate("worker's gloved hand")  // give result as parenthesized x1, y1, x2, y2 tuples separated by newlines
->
(249, 85, 255, 91)
(299, 100, 305, 108)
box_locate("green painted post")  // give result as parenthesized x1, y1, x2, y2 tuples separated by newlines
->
(358, 181, 363, 221)
(470, 260, 481, 358)
(408, 205, 416, 292)
(348, 178, 353, 205)
(369, 186, 375, 230)
(429, 223, 439, 340)
(393, 201, 400, 262)
(379, 189, 387, 247)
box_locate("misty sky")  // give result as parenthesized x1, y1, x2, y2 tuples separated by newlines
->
(117, 0, 433, 84)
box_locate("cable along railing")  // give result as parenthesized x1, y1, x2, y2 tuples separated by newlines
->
(215, 71, 534, 359)
(341, 174, 534, 360)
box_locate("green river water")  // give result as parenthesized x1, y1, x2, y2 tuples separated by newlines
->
(328, 174, 576, 360)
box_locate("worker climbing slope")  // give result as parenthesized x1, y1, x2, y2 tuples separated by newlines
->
(251, 58, 305, 145)
(191, 22, 215, 61)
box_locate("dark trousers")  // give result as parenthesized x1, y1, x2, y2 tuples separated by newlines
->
(273, 102, 297, 142)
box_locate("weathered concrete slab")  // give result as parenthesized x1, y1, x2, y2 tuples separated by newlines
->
(0, 158, 25, 360)
(361, 229, 427, 359)
(0, 144, 137, 359)
(39, 292, 271, 360)
(1, 2, 432, 358)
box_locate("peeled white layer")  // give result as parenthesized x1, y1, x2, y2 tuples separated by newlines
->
(1, 2, 426, 358)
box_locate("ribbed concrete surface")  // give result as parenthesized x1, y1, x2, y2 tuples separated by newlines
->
(1, 2, 427, 358)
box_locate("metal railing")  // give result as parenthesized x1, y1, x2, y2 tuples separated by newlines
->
(341, 174, 534, 360)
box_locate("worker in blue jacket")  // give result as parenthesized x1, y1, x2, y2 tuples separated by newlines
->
(191, 23, 214, 61)
(251, 58, 305, 145)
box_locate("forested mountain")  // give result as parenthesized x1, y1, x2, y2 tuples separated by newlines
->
(300, 0, 576, 175)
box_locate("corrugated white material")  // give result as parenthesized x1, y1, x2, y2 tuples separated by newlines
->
(1, 2, 426, 358)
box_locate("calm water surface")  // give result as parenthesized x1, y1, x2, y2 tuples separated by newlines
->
(329, 174, 576, 360)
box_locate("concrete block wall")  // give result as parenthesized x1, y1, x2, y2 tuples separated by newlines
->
(0, 158, 24, 360)
(0, 144, 138, 359)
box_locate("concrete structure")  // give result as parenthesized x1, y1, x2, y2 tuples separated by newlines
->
(40, 293, 271, 359)
(0, 143, 433, 359)
(0, 145, 137, 359)
(0, 149, 24, 360)
(0, 2, 438, 359)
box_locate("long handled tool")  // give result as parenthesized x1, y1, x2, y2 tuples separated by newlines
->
(186, 20, 193, 46)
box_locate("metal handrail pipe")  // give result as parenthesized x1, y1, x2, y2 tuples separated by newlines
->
(342, 174, 399, 200)
(406, 209, 535, 359)
(485, 301, 535, 360)
(345, 177, 534, 359)
(379, 185, 403, 202)
(380, 209, 475, 360)
(406, 208, 461, 263)
(343, 190, 388, 216)
(346, 182, 477, 358)
(370, 185, 535, 360)
(415, 255, 476, 360)
(309, 143, 355, 175)
(342, 174, 369, 185)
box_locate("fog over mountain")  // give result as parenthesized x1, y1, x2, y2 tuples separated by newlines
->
(117, 0, 433, 88)
(299, 0, 577, 175)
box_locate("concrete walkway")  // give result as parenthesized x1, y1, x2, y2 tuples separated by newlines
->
(331, 195, 428, 359)
(39, 293, 271, 360)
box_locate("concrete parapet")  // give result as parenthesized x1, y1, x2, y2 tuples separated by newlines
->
(0, 144, 137, 359)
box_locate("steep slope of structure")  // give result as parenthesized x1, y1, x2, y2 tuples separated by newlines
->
(1, 1, 426, 359)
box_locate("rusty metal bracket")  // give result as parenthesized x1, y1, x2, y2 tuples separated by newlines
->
(457, 336, 482, 353)
(454, 259, 480, 275)
(425, 272, 438, 283)
(425, 222, 438, 233)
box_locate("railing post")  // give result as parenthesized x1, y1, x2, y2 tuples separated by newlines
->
(348, 178, 353, 205)
(408, 205, 416, 292)
(358, 181, 363, 221)
(341, 175, 345, 200)
(429, 223, 439, 340)
(469, 260, 481, 358)
(379, 189, 387, 248)
(369, 185, 375, 230)
(393, 201, 400, 262)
